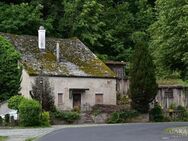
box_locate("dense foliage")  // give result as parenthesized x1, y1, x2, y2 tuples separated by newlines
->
(0, 36, 21, 101)
(149, 0, 188, 79)
(0, 0, 155, 62)
(53, 110, 80, 123)
(30, 76, 55, 112)
(8, 95, 25, 111)
(129, 32, 158, 113)
(1, 0, 187, 80)
(107, 110, 139, 123)
(149, 104, 164, 122)
(41, 112, 50, 126)
(19, 99, 41, 126)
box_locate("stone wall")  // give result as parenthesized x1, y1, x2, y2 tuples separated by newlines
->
(21, 69, 117, 110)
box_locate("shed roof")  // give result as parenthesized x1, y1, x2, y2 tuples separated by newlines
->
(157, 79, 188, 88)
(105, 61, 127, 66)
(0, 33, 116, 78)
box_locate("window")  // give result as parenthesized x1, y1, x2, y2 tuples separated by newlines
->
(58, 93, 63, 104)
(95, 94, 103, 104)
(164, 89, 173, 99)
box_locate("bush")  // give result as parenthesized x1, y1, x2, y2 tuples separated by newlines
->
(19, 99, 42, 127)
(107, 110, 139, 123)
(53, 110, 64, 119)
(41, 112, 50, 127)
(72, 107, 80, 113)
(62, 112, 80, 123)
(117, 94, 130, 105)
(176, 105, 188, 121)
(51, 110, 80, 124)
(8, 95, 25, 111)
(149, 104, 164, 122)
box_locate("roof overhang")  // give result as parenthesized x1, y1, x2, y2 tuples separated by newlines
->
(69, 88, 89, 99)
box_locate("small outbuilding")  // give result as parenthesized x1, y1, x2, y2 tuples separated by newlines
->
(155, 80, 188, 109)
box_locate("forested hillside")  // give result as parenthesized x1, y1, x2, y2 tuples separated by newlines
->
(1, 0, 187, 80)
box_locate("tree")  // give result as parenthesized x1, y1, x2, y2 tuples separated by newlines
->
(0, 2, 53, 35)
(129, 32, 158, 113)
(58, 0, 105, 50)
(96, 0, 155, 61)
(0, 36, 21, 101)
(30, 76, 55, 112)
(149, 0, 188, 79)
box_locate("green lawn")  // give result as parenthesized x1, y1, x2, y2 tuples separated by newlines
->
(0, 136, 8, 141)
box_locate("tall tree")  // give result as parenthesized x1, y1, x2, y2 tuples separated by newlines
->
(97, 0, 155, 61)
(0, 2, 53, 35)
(130, 32, 158, 113)
(149, 0, 188, 79)
(30, 76, 55, 112)
(58, 0, 105, 50)
(0, 36, 21, 101)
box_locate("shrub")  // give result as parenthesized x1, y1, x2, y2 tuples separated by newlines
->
(8, 95, 25, 111)
(117, 94, 130, 105)
(53, 110, 64, 119)
(19, 99, 41, 127)
(149, 104, 164, 122)
(107, 110, 139, 123)
(72, 107, 80, 113)
(62, 112, 80, 123)
(41, 112, 50, 127)
(169, 103, 176, 111)
(176, 105, 188, 121)
(52, 110, 80, 123)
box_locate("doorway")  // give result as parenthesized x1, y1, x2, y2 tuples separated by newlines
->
(73, 94, 81, 109)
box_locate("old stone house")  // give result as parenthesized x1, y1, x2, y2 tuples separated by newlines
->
(1, 33, 117, 111)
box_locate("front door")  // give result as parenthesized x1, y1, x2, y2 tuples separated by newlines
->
(73, 94, 81, 108)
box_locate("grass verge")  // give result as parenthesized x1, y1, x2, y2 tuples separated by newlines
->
(0, 136, 8, 141)
(25, 137, 37, 141)
(166, 127, 188, 136)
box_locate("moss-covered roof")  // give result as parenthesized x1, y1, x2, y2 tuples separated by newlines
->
(0, 33, 116, 78)
(157, 79, 188, 88)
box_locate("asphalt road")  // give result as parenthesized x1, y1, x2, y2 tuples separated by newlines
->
(38, 122, 188, 141)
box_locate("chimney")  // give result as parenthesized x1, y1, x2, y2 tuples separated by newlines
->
(38, 26, 46, 50)
(56, 42, 60, 62)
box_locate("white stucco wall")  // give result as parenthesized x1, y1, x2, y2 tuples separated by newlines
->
(20, 69, 33, 99)
(20, 70, 116, 110)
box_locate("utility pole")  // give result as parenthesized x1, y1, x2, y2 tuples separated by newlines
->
(38, 26, 46, 111)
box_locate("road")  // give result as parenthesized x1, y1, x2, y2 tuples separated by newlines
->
(38, 122, 188, 141)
